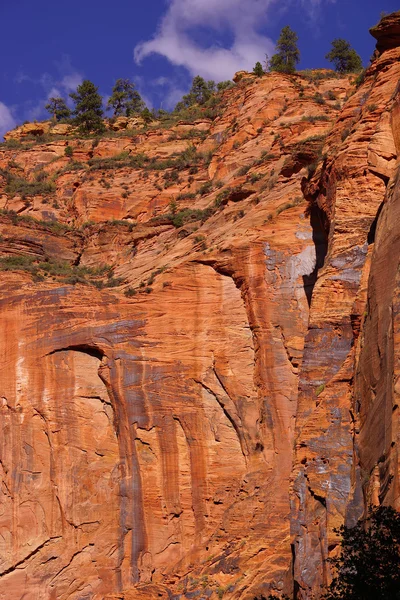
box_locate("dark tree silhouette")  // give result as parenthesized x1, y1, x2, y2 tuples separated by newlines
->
(323, 505, 400, 600)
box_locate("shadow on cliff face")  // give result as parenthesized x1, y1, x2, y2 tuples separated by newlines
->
(302, 205, 329, 306)
(48, 343, 105, 360)
(367, 201, 384, 244)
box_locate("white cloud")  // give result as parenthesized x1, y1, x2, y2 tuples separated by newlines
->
(300, 0, 336, 21)
(12, 56, 83, 125)
(60, 72, 83, 94)
(134, 0, 337, 80)
(134, 0, 277, 81)
(0, 102, 16, 139)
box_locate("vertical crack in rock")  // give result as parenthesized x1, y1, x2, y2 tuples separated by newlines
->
(302, 205, 329, 307)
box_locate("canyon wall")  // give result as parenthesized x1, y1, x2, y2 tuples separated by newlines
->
(0, 13, 399, 600)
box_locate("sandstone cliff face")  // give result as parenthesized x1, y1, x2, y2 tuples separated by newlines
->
(0, 15, 399, 600)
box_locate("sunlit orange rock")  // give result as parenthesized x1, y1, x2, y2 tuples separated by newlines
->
(0, 14, 399, 600)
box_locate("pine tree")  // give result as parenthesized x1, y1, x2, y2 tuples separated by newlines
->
(325, 39, 363, 73)
(70, 80, 104, 133)
(107, 79, 145, 117)
(141, 107, 153, 123)
(45, 97, 71, 122)
(253, 62, 264, 77)
(270, 26, 300, 74)
(175, 76, 216, 111)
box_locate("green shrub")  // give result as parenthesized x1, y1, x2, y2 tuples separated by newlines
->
(250, 173, 262, 183)
(300, 70, 339, 82)
(238, 165, 251, 176)
(168, 129, 207, 142)
(353, 70, 366, 88)
(215, 188, 231, 206)
(167, 207, 215, 228)
(0, 139, 23, 150)
(199, 181, 213, 196)
(258, 152, 277, 164)
(176, 192, 197, 200)
(275, 197, 303, 215)
(0, 254, 122, 288)
(301, 115, 330, 123)
(0, 255, 36, 272)
(124, 287, 137, 297)
(88, 152, 149, 171)
(314, 92, 326, 105)
(64, 145, 73, 157)
(1, 169, 56, 199)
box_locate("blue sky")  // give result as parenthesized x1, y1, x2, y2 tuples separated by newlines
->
(0, 0, 397, 137)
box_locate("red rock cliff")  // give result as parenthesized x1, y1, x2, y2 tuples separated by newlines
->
(0, 13, 399, 600)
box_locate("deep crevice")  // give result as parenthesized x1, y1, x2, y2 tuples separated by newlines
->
(367, 201, 384, 244)
(302, 205, 329, 306)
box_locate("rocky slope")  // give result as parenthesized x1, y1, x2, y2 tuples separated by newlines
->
(0, 13, 399, 600)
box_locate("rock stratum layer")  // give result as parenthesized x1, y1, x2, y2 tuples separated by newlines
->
(0, 13, 399, 600)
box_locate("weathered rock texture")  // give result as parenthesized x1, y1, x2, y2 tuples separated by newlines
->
(0, 14, 399, 600)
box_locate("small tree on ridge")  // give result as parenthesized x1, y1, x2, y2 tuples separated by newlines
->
(253, 61, 264, 77)
(45, 97, 71, 122)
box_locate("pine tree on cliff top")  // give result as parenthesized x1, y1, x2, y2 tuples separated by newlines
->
(269, 25, 300, 74)
(107, 79, 145, 117)
(45, 97, 71, 122)
(70, 80, 104, 133)
(325, 39, 363, 73)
